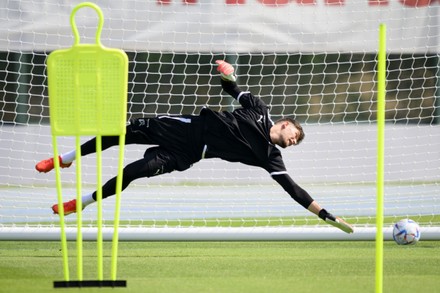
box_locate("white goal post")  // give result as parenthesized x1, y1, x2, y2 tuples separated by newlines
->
(0, 1, 439, 241)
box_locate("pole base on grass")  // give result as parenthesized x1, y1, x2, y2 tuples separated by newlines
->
(54, 280, 127, 288)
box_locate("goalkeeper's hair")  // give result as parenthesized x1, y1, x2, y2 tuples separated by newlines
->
(275, 117, 305, 144)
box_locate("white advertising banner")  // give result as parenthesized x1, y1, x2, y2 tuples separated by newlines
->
(0, 0, 438, 53)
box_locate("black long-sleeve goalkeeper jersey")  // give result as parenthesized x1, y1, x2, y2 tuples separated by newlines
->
(200, 79, 314, 209)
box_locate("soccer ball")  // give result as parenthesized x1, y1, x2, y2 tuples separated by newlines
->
(392, 219, 421, 245)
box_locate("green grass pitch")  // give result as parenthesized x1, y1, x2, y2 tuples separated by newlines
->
(0, 241, 439, 293)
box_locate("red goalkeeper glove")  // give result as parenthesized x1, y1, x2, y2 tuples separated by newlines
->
(215, 60, 236, 82)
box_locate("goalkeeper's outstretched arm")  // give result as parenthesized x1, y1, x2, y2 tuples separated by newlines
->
(272, 173, 354, 234)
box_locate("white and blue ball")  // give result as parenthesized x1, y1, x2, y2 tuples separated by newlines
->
(392, 219, 421, 245)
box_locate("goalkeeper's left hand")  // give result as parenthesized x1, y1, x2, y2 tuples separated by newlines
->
(215, 60, 236, 82)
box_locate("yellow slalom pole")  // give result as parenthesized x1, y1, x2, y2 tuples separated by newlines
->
(111, 134, 126, 280)
(96, 135, 104, 281)
(75, 135, 83, 281)
(52, 136, 69, 281)
(375, 23, 386, 293)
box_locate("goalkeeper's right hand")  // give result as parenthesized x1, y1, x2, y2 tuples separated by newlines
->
(215, 60, 236, 82)
(319, 209, 354, 234)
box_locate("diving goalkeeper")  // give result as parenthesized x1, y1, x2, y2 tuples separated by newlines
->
(36, 60, 353, 234)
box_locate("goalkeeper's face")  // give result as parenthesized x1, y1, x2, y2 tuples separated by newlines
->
(272, 122, 301, 149)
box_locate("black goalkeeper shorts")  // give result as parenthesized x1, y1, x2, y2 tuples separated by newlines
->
(126, 115, 205, 172)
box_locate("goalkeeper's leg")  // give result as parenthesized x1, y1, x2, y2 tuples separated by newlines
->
(36, 119, 153, 173)
(35, 156, 73, 173)
(36, 135, 121, 173)
(52, 157, 155, 215)
(52, 147, 185, 215)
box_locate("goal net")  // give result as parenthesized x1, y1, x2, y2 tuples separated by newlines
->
(0, 0, 439, 240)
